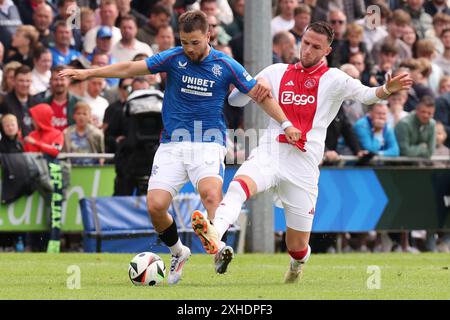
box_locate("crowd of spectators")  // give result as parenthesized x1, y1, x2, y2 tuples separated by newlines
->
(0, 0, 449, 253)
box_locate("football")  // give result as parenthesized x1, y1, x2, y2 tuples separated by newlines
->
(128, 252, 166, 286)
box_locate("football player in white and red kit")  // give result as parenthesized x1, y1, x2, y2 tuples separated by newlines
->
(191, 21, 413, 281)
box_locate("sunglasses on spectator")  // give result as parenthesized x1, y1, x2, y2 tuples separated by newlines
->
(330, 20, 345, 25)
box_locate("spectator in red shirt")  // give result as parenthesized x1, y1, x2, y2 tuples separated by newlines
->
(24, 103, 63, 157)
(35, 65, 80, 132)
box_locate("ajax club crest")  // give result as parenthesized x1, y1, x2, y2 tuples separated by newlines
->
(304, 78, 317, 89)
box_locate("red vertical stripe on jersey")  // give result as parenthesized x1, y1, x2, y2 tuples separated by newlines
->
(277, 62, 329, 152)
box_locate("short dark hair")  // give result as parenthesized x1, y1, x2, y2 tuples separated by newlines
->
(305, 21, 334, 44)
(273, 31, 293, 45)
(441, 27, 450, 37)
(132, 77, 148, 86)
(150, 3, 171, 18)
(14, 65, 32, 77)
(51, 64, 68, 75)
(369, 102, 388, 112)
(119, 77, 133, 88)
(33, 44, 51, 61)
(178, 10, 209, 34)
(57, 0, 76, 8)
(388, 9, 412, 25)
(54, 20, 70, 32)
(380, 39, 400, 55)
(133, 53, 149, 61)
(119, 14, 137, 27)
(200, 0, 217, 9)
(417, 95, 435, 109)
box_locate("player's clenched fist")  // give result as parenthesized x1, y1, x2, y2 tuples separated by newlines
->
(284, 126, 302, 144)
(58, 68, 90, 81)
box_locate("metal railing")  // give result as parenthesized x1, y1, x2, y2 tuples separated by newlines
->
(54, 153, 450, 167)
(328, 155, 450, 167)
(57, 153, 115, 160)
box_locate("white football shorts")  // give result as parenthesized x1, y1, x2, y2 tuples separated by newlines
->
(235, 141, 319, 232)
(147, 142, 226, 197)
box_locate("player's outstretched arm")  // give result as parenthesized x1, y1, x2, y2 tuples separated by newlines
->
(376, 73, 414, 99)
(58, 60, 150, 80)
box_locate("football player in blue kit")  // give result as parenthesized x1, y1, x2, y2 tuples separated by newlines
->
(59, 10, 301, 284)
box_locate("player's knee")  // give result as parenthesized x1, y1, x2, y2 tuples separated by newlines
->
(285, 234, 309, 252)
(147, 196, 170, 217)
(201, 190, 222, 208)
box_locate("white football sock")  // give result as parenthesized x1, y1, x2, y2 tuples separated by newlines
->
(214, 181, 248, 240)
(169, 239, 184, 256)
(219, 241, 226, 250)
(290, 245, 311, 269)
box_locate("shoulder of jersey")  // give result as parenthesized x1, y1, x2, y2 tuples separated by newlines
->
(325, 67, 346, 77)
(168, 46, 185, 54)
(271, 63, 289, 70)
(210, 48, 233, 62)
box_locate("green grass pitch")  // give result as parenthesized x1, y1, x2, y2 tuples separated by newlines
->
(0, 253, 449, 300)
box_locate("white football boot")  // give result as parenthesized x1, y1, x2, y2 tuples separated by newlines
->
(167, 245, 191, 285)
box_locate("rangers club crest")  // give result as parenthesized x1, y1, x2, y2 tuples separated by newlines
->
(304, 78, 316, 89)
(212, 64, 223, 77)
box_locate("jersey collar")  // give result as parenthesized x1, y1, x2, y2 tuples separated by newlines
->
(294, 60, 327, 75)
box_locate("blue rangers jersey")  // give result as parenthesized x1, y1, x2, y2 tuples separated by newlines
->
(145, 46, 257, 145)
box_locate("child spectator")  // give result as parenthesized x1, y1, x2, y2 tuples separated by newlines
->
(434, 121, 450, 157)
(373, 39, 400, 87)
(30, 45, 52, 95)
(340, 22, 373, 70)
(24, 103, 64, 157)
(0, 114, 24, 153)
(399, 59, 435, 112)
(401, 24, 418, 52)
(23, 103, 64, 254)
(63, 102, 105, 165)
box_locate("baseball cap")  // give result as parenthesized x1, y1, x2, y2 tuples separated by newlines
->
(97, 26, 113, 39)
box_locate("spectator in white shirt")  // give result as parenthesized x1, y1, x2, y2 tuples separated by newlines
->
(83, 0, 122, 54)
(271, 0, 298, 36)
(111, 14, 153, 63)
(434, 27, 450, 75)
(31, 45, 52, 95)
(153, 25, 175, 53)
(83, 76, 109, 129)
